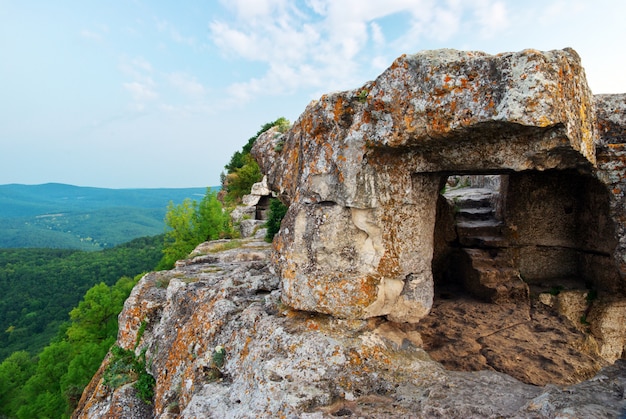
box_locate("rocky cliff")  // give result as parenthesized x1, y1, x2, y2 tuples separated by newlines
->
(74, 237, 626, 418)
(75, 49, 626, 418)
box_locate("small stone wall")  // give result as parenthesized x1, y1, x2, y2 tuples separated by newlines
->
(505, 170, 620, 292)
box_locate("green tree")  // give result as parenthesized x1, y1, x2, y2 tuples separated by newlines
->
(0, 236, 162, 361)
(66, 282, 121, 343)
(196, 190, 231, 242)
(158, 190, 231, 270)
(224, 155, 263, 204)
(223, 117, 290, 173)
(158, 198, 198, 269)
(222, 117, 290, 204)
(60, 341, 112, 410)
(0, 351, 35, 417)
(16, 340, 73, 419)
(2, 274, 142, 418)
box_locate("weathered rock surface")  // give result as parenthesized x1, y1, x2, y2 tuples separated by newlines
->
(74, 238, 626, 418)
(75, 48, 626, 418)
(252, 48, 609, 323)
(595, 94, 626, 284)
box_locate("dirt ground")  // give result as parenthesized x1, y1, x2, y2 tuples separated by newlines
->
(410, 282, 607, 386)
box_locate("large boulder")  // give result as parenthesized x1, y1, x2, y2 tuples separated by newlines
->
(252, 48, 601, 323)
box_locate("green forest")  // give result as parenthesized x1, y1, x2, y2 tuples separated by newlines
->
(0, 118, 291, 418)
(0, 184, 210, 250)
(0, 235, 163, 361)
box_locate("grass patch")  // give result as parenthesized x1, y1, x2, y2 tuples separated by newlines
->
(208, 240, 243, 253)
(102, 346, 155, 404)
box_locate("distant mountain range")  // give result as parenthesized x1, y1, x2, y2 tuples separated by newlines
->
(0, 183, 215, 249)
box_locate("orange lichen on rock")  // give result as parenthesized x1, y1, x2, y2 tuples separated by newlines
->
(252, 48, 618, 324)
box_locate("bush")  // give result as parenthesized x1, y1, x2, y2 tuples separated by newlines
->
(223, 155, 263, 204)
(265, 198, 288, 242)
(103, 346, 155, 404)
(222, 117, 290, 205)
(158, 190, 232, 270)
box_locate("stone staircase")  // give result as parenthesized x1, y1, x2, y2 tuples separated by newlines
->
(444, 186, 529, 305)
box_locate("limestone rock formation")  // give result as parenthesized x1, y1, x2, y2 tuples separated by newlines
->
(74, 48, 626, 418)
(252, 48, 626, 325)
(74, 238, 626, 418)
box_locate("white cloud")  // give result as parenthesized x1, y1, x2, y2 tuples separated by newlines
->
(119, 56, 158, 109)
(209, 21, 264, 60)
(208, 0, 517, 105)
(155, 18, 197, 47)
(168, 73, 207, 97)
(370, 22, 385, 46)
(123, 81, 158, 102)
(372, 55, 390, 72)
(305, 0, 327, 15)
(119, 56, 153, 83)
(219, 0, 289, 21)
(430, 6, 462, 41)
(80, 24, 109, 42)
(475, 0, 509, 38)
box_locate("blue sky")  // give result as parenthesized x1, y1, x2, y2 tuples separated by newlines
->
(1, 0, 624, 188)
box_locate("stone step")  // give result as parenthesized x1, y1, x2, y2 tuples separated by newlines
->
(456, 206, 495, 221)
(456, 219, 504, 238)
(445, 188, 497, 209)
(460, 248, 529, 305)
(459, 235, 509, 248)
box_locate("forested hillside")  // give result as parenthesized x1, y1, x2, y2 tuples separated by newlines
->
(0, 183, 208, 218)
(0, 184, 211, 249)
(0, 118, 289, 418)
(0, 274, 144, 418)
(0, 235, 163, 361)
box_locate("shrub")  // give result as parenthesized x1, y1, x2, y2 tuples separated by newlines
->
(103, 346, 155, 404)
(157, 189, 232, 270)
(265, 199, 288, 242)
(222, 117, 291, 204)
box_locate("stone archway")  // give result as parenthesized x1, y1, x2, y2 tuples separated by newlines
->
(252, 48, 625, 332)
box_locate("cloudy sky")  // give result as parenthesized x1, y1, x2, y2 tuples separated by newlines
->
(1, 0, 624, 188)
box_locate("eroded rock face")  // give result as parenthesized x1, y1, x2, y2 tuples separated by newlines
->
(73, 238, 626, 418)
(595, 94, 626, 282)
(252, 48, 603, 323)
(74, 48, 626, 418)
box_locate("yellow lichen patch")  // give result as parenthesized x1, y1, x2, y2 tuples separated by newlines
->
(359, 344, 392, 367)
(240, 335, 253, 360)
(426, 109, 451, 134)
(348, 348, 363, 366)
(389, 55, 405, 71)
(403, 114, 416, 134)
(306, 319, 320, 331)
(362, 109, 371, 124)
(333, 96, 344, 123)
(607, 144, 626, 150)
(538, 115, 553, 127)
(449, 99, 457, 113)
(355, 275, 379, 307)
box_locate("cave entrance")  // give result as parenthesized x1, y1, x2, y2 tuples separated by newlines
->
(432, 173, 510, 302)
(432, 170, 620, 303)
(419, 169, 621, 385)
(255, 195, 271, 220)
